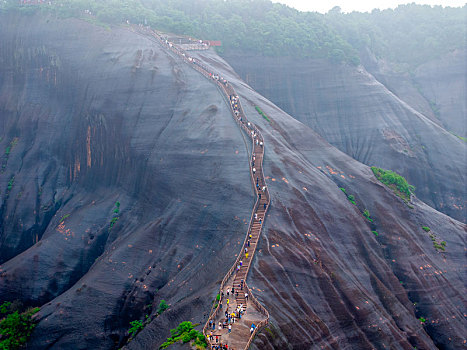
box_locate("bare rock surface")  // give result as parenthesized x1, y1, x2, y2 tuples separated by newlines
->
(223, 53, 466, 222)
(363, 49, 467, 138)
(0, 14, 465, 350)
(0, 15, 251, 349)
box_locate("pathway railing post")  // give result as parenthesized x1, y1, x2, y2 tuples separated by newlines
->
(140, 27, 270, 349)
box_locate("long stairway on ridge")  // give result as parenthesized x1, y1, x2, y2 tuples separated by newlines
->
(135, 26, 270, 350)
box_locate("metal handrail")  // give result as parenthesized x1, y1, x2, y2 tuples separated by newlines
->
(140, 27, 270, 349)
(245, 283, 269, 317)
(202, 136, 260, 342)
(243, 283, 270, 350)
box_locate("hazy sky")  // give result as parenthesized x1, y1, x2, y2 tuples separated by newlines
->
(271, 0, 466, 13)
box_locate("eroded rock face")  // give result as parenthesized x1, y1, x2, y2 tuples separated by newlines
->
(222, 53, 467, 223)
(191, 51, 466, 350)
(0, 14, 252, 349)
(0, 14, 465, 350)
(365, 49, 467, 139)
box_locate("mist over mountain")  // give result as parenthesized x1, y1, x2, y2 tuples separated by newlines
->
(0, 1, 465, 349)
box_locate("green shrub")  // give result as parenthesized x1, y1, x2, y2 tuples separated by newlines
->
(429, 234, 446, 252)
(255, 106, 271, 122)
(176, 321, 193, 334)
(196, 333, 207, 345)
(169, 328, 178, 338)
(363, 209, 373, 222)
(109, 217, 119, 230)
(4, 139, 18, 156)
(422, 226, 430, 232)
(7, 177, 14, 191)
(340, 187, 356, 204)
(0, 303, 39, 350)
(181, 333, 191, 343)
(157, 300, 168, 315)
(113, 201, 120, 214)
(128, 320, 144, 337)
(160, 321, 206, 349)
(371, 167, 414, 201)
(0, 302, 12, 314)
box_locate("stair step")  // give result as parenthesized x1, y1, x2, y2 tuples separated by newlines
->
(157, 36, 270, 348)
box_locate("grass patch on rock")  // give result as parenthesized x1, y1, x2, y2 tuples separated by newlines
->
(59, 214, 70, 223)
(340, 187, 356, 205)
(363, 209, 373, 222)
(255, 106, 271, 123)
(429, 233, 446, 252)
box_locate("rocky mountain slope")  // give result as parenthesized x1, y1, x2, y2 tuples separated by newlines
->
(223, 51, 466, 223)
(0, 14, 253, 348)
(0, 14, 466, 350)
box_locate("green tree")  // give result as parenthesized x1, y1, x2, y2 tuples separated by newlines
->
(157, 300, 169, 315)
(0, 304, 39, 350)
(128, 320, 144, 337)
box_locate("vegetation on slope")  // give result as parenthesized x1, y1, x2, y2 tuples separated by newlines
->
(0, 302, 40, 350)
(255, 106, 271, 122)
(340, 188, 356, 205)
(371, 166, 414, 201)
(160, 321, 207, 349)
(125, 300, 170, 345)
(429, 233, 446, 252)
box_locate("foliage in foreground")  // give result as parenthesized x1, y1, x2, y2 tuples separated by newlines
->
(371, 167, 414, 201)
(0, 302, 40, 350)
(160, 321, 207, 349)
